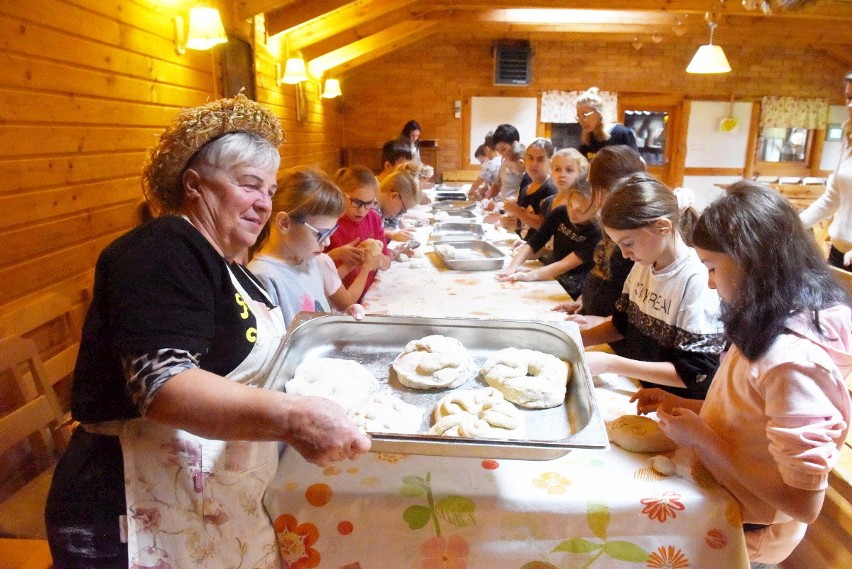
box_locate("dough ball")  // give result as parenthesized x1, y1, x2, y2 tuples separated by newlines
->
(392, 335, 473, 389)
(429, 387, 525, 439)
(359, 238, 384, 257)
(481, 347, 569, 409)
(288, 358, 378, 410)
(606, 415, 677, 453)
(348, 392, 424, 435)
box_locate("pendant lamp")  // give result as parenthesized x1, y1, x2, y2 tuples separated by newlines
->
(686, 17, 731, 74)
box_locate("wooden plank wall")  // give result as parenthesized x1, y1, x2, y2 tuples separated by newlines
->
(0, 0, 343, 314)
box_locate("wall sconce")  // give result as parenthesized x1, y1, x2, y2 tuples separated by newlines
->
(174, 6, 228, 55)
(280, 57, 308, 84)
(321, 78, 342, 98)
(686, 13, 731, 74)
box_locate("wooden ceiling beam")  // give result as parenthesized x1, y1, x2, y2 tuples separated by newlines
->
(284, 0, 421, 52)
(307, 20, 438, 76)
(234, 0, 298, 22)
(264, 0, 354, 37)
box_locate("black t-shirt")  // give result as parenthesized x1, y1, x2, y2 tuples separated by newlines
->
(525, 205, 601, 285)
(71, 216, 274, 423)
(517, 177, 557, 242)
(577, 125, 638, 161)
(580, 234, 634, 317)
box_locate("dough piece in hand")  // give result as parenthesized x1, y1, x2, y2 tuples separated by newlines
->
(392, 335, 473, 389)
(429, 387, 525, 439)
(288, 358, 378, 410)
(481, 347, 569, 409)
(348, 392, 424, 435)
(359, 238, 384, 257)
(606, 414, 677, 453)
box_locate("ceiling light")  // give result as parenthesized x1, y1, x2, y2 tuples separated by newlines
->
(686, 16, 731, 74)
(175, 7, 228, 54)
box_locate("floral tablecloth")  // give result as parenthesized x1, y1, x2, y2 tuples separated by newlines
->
(264, 385, 749, 569)
(263, 211, 750, 569)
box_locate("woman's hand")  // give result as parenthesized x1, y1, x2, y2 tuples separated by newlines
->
(284, 395, 371, 466)
(552, 300, 582, 314)
(630, 388, 685, 416)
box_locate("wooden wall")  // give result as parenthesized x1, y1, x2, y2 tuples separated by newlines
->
(0, 0, 847, 314)
(0, 0, 343, 312)
(339, 35, 848, 176)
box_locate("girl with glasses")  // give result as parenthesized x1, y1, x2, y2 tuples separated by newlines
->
(249, 168, 380, 326)
(377, 163, 421, 243)
(327, 166, 393, 301)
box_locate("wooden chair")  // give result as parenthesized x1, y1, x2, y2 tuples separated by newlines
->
(829, 265, 852, 297)
(0, 292, 81, 404)
(0, 336, 66, 539)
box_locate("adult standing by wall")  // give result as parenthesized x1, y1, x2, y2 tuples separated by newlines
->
(399, 119, 422, 163)
(800, 71, 852, 271)
(576, 86, 639, 162)
(45, 95, 370, 569)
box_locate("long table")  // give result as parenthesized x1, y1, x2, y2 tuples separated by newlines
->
(264, 209, 750, 569)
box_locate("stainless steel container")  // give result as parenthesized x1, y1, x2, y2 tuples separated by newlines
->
(273, 314, 608, 460)
(433, 240, 504, 271)
(430, 222, 485, 241)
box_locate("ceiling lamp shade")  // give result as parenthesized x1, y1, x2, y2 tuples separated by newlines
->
(184, 7, 228, 51)
(321, 78, 342, 98)
(281, 57, 308, 84)
(686, 19, 731, 74)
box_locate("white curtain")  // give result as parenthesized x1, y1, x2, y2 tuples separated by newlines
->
(540, 90, 618, 124)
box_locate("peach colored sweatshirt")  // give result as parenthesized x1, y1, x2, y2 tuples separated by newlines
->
(700, 304, 852, 564)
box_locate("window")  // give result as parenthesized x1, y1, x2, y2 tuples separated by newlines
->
(757, 127, 812, 163)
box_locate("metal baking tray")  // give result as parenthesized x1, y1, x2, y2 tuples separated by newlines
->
(433, 200, 476, 211)
(435, 191, 468, 201)
(272, 313, 608, 460)
(433, 208, 476, 219)
(433, 240, 504, 271)
(430, 221, 485, 241)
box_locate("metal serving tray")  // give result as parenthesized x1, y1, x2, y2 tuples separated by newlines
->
(430, 221, 485, 241)
(433, 240, 504, 271)
(432, 200, 476, 211)
(273, 314, 608, 460)
(433, 208, 476, 219)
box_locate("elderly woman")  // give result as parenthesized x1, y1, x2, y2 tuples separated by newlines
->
(45, 95, 370, 569)
(575, 86, 638, 161)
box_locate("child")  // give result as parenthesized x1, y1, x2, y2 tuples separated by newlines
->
(378, 163, 421, 243)
(554, 145, 645, 326)
(486, 124, 524, 201)
(632, 181, 851, 565)
(327, 166, 392, 301)
(580, 172, 725, 400)
(469, 133, 501, 199)
(502, 138, 557, 240)
(495, 173, 601, 299)
(248, 168, 380, 326)
(483, 141, 527, 216)
(540, 147, 588, 219)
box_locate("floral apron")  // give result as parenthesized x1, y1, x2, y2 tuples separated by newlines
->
(90, 265, 286, 569)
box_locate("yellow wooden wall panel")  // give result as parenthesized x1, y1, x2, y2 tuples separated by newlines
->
(0, 178, 141, 229)
(0, 125, 162, 159)
(0, 204, 138, 266)
(0, 53, 211, 106)
(0, 232, 124, 302)
(0, 88, 191, 125)
(0, 152, 145, 192)
(0, 18, 212, 89)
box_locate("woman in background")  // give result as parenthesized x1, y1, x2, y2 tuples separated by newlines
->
(800, 71, 852, 271)
(576, 86, 639, 161)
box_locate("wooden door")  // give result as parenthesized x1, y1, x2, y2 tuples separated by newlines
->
(618, 95, 684, 188)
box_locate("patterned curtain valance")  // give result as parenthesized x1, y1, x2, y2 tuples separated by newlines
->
(759, 96, 829, 130)
(540, 90, 618, 124)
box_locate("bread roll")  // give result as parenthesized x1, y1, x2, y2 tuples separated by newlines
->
(359, 238, 384, 256)
(606, 414, 677, 453)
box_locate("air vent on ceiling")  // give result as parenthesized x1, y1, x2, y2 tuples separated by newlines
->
(494, 41, 532, 86)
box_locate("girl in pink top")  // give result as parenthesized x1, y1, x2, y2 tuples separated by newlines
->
(633, 181, 851, 566)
